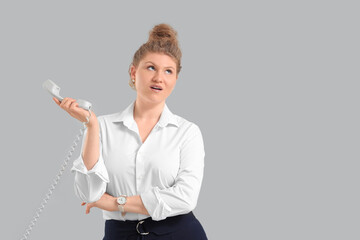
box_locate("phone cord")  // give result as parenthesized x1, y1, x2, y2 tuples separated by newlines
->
(19, 108, 92, 240)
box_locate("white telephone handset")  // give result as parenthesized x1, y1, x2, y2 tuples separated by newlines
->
(42, 79, 92, 110)
(19, 80, 93, 240)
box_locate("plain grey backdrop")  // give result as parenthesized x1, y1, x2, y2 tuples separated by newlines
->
(1, 1, 359, 239)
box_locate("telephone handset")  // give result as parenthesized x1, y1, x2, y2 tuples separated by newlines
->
(19, 80, 93, 240)
(42, 79, 92, 110)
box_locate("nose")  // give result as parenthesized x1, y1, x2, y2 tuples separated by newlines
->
(152, 70, 164, 83)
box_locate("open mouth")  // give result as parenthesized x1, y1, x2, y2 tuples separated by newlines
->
(150, 86, 162, 91)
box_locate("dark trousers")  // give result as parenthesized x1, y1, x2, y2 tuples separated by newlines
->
(102, 211, 208, 240)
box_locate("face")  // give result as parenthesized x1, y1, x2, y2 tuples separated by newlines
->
(130, 52, 178, 105)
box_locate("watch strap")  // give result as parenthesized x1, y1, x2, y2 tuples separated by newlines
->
(117, 196, 127, 217)
(118, 204, 125, 213)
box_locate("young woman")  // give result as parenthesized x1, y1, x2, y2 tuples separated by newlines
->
(54, 23, 208, 239)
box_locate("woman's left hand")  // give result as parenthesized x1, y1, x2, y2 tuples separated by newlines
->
(82, 192, 118, 214)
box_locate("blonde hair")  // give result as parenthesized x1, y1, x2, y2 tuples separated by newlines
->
(128, 23, 182, 90)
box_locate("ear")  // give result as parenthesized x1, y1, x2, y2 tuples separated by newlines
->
(130, 65, 136, 80)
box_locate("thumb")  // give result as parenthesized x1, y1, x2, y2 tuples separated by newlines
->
(86, 203, 93, 214)
(53, 97, 60, 105)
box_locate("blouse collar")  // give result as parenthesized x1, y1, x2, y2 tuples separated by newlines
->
(111, 100, 179, 130)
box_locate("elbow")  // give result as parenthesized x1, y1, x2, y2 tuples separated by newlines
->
(181, 186, 200, 213)
(87, 192, 105, 203)
(73, 183, 88, 202)
(178, 192, 198, 213)
(183, 199, 197, 213)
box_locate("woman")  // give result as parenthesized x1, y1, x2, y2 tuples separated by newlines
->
(54, 23, 208, 239)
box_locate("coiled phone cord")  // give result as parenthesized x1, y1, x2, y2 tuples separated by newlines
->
(19, 109, 92, 240)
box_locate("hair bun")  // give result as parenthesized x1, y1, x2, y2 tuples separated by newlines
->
(148, 23, 178, 44)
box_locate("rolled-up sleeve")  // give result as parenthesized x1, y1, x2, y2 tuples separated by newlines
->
(70, 119, 109, 203)
(140, 124, 205, 221)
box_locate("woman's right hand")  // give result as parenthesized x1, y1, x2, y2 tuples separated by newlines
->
(53, 97, 97, 126)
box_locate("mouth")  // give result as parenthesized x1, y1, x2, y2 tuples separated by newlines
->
(150, 86, 163, 92)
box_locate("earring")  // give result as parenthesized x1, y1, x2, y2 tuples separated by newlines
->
(132, 79, 135, 83)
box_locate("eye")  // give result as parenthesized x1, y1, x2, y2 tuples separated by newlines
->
(147, 65, 155, 71)
(165, 69, 173, 74)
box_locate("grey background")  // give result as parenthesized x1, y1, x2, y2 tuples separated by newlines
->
(1, 1, 359, 239)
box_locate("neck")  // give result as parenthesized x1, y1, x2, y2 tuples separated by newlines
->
(133, 98, 165, 121)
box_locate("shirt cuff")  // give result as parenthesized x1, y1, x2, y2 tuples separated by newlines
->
(70, 154, 109, 183)
(140, 187, 172, 221)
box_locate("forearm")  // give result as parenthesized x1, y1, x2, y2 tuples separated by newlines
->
(82, 113, 100, 171)
(84, 193, 150, 216)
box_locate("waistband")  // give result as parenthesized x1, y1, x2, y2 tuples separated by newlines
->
(105, 211, 196, 236)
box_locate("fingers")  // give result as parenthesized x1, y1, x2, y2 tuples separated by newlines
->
(60, 97, 77, 109)
(54, 96, 89, 123)
(53, 97, 61, 105)
(57, 97, 81, 116)
(82, 202, 94, 214)
(86, 203, 94, 214)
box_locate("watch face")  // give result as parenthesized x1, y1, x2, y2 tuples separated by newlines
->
(117, 196, 126, 205)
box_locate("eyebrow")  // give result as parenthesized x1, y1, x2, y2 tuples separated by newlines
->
(145, 61, 175, 70)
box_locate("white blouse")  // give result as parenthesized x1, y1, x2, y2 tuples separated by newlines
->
(70, 100, 205, 221)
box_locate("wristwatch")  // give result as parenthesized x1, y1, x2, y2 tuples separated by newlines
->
(117, 195, 127, 217)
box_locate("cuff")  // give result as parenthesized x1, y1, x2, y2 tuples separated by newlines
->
(70, 154, 109, 183)
(140, 187, 172, 221)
